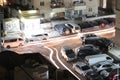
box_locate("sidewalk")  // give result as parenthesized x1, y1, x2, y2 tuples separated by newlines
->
(111, 28, 120, 46)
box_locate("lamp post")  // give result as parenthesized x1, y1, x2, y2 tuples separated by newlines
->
(0, 7, 4, 52)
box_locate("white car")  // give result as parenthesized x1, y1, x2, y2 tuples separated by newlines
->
(73, 61, 94, 76)
(65, 23, 81, 33)
(61, 46, 76, 62)
(92, 61, 120, 72)
(1, 37, 25, 48)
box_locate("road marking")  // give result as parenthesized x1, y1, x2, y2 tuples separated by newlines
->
(44, 46, 60, 69)
(53, 48, 81, 80)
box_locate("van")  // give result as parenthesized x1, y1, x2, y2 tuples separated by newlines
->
(1, 37, 25, 48)
(84, 54, 114, 66)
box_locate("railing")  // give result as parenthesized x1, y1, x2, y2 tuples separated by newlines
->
(86, 14, 116, 21)
(73, 1, 86, 6)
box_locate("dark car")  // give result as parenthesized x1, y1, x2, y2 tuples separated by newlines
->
(87, 20, 99, 27)
(61, 46, 77, 62)
(104, 18, 115, 24)
(77, 44, 102, 59)
(81, 34, 114, 52)
(78, 22, 93, 29)
(95, 19, 109, 28)
(54, 24, 71, 35)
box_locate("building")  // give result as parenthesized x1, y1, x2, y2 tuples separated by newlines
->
(99, 0, 115, 14)
(14, 0, 99, 19)
(84, 0, 98, 17)
(116, 0, 120, 29)
(12, 0, 99, 19)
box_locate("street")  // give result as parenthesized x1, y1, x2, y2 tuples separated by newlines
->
(9, 27, 118, 80)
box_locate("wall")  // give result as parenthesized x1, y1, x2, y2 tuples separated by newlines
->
(83, 0, 99, 16)
(33, 0, 51, 19)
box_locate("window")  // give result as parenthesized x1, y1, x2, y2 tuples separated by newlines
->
(89, 8, 92, 12)
(106, 57, 112, 60)
(40, 2, 44, 6)
(18, 38, 23, 41)
(103, 64, 112, 67)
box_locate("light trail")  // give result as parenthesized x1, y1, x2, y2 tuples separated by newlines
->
(44, 46, 60, 69)
(53, 48, 81, 80)
(79, 27, 115, 35)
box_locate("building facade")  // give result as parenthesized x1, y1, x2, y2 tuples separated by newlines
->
(99, 0, 115, 14)
(116, 0, 120, 29)
(32, 0, 99, 19)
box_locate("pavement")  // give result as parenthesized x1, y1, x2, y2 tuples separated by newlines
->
(111, 28, 120, 46)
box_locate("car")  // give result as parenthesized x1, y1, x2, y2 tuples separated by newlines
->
(30, 33, 48, 41)
(78, 22, 93, 30)
(92, 61, 120, 72)
(80, 33, 98, 39)
(80, 33, 114, 52)
(87, 20, 99, 27)
(85, 54, 114, 66)
(73, 61, 94, 77)
(61, 46, 76, 62)
(65, 23, 81, 33)
(1, 37, 25, 48)
(76, 44, 102, 59)
(54, 24, 71, 35)
(95, 19, 109, 28)
(108, 68, 120, 80)
(103, 18, 115, 24)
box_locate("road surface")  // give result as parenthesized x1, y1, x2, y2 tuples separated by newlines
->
(9, 28, 117, 80)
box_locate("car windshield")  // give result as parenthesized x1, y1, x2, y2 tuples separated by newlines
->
(95, 64, 101, 68)
(99, 38, 110, 44)
(81, 65, 90, 70)
(85, 34, 97, 37)
(65, 49, 75, 58)
(66, 49, 74, 54)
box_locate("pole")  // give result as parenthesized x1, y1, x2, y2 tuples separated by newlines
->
(0, 6, 4, 52)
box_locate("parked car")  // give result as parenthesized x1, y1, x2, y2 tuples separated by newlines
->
(92, 61, 120, 72)
(87, 20, 99, 27)
(26, 33, 49, 42)
(103, 18, 115, 24)
(65, 23, 81, 33)
(80, 33, 98, 40)
(80, 33, 114, 52)
(95, 19, 109, 28)
(85, 54, 114, 66)
(1, 37, 25, 48)
(78, 22, 93, 30)
(77, 44, 102, 59)
(109, 68, 120, 80)
(54, 24, 71, 35)
(73, 61, 94, 77)
(61, 46, 76, 62)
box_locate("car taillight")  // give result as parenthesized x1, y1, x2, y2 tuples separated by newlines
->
(100, 23, 105, 28)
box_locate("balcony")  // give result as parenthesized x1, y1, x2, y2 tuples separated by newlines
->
(73, 1, 86, 10)
(51, 2, 65, 13)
